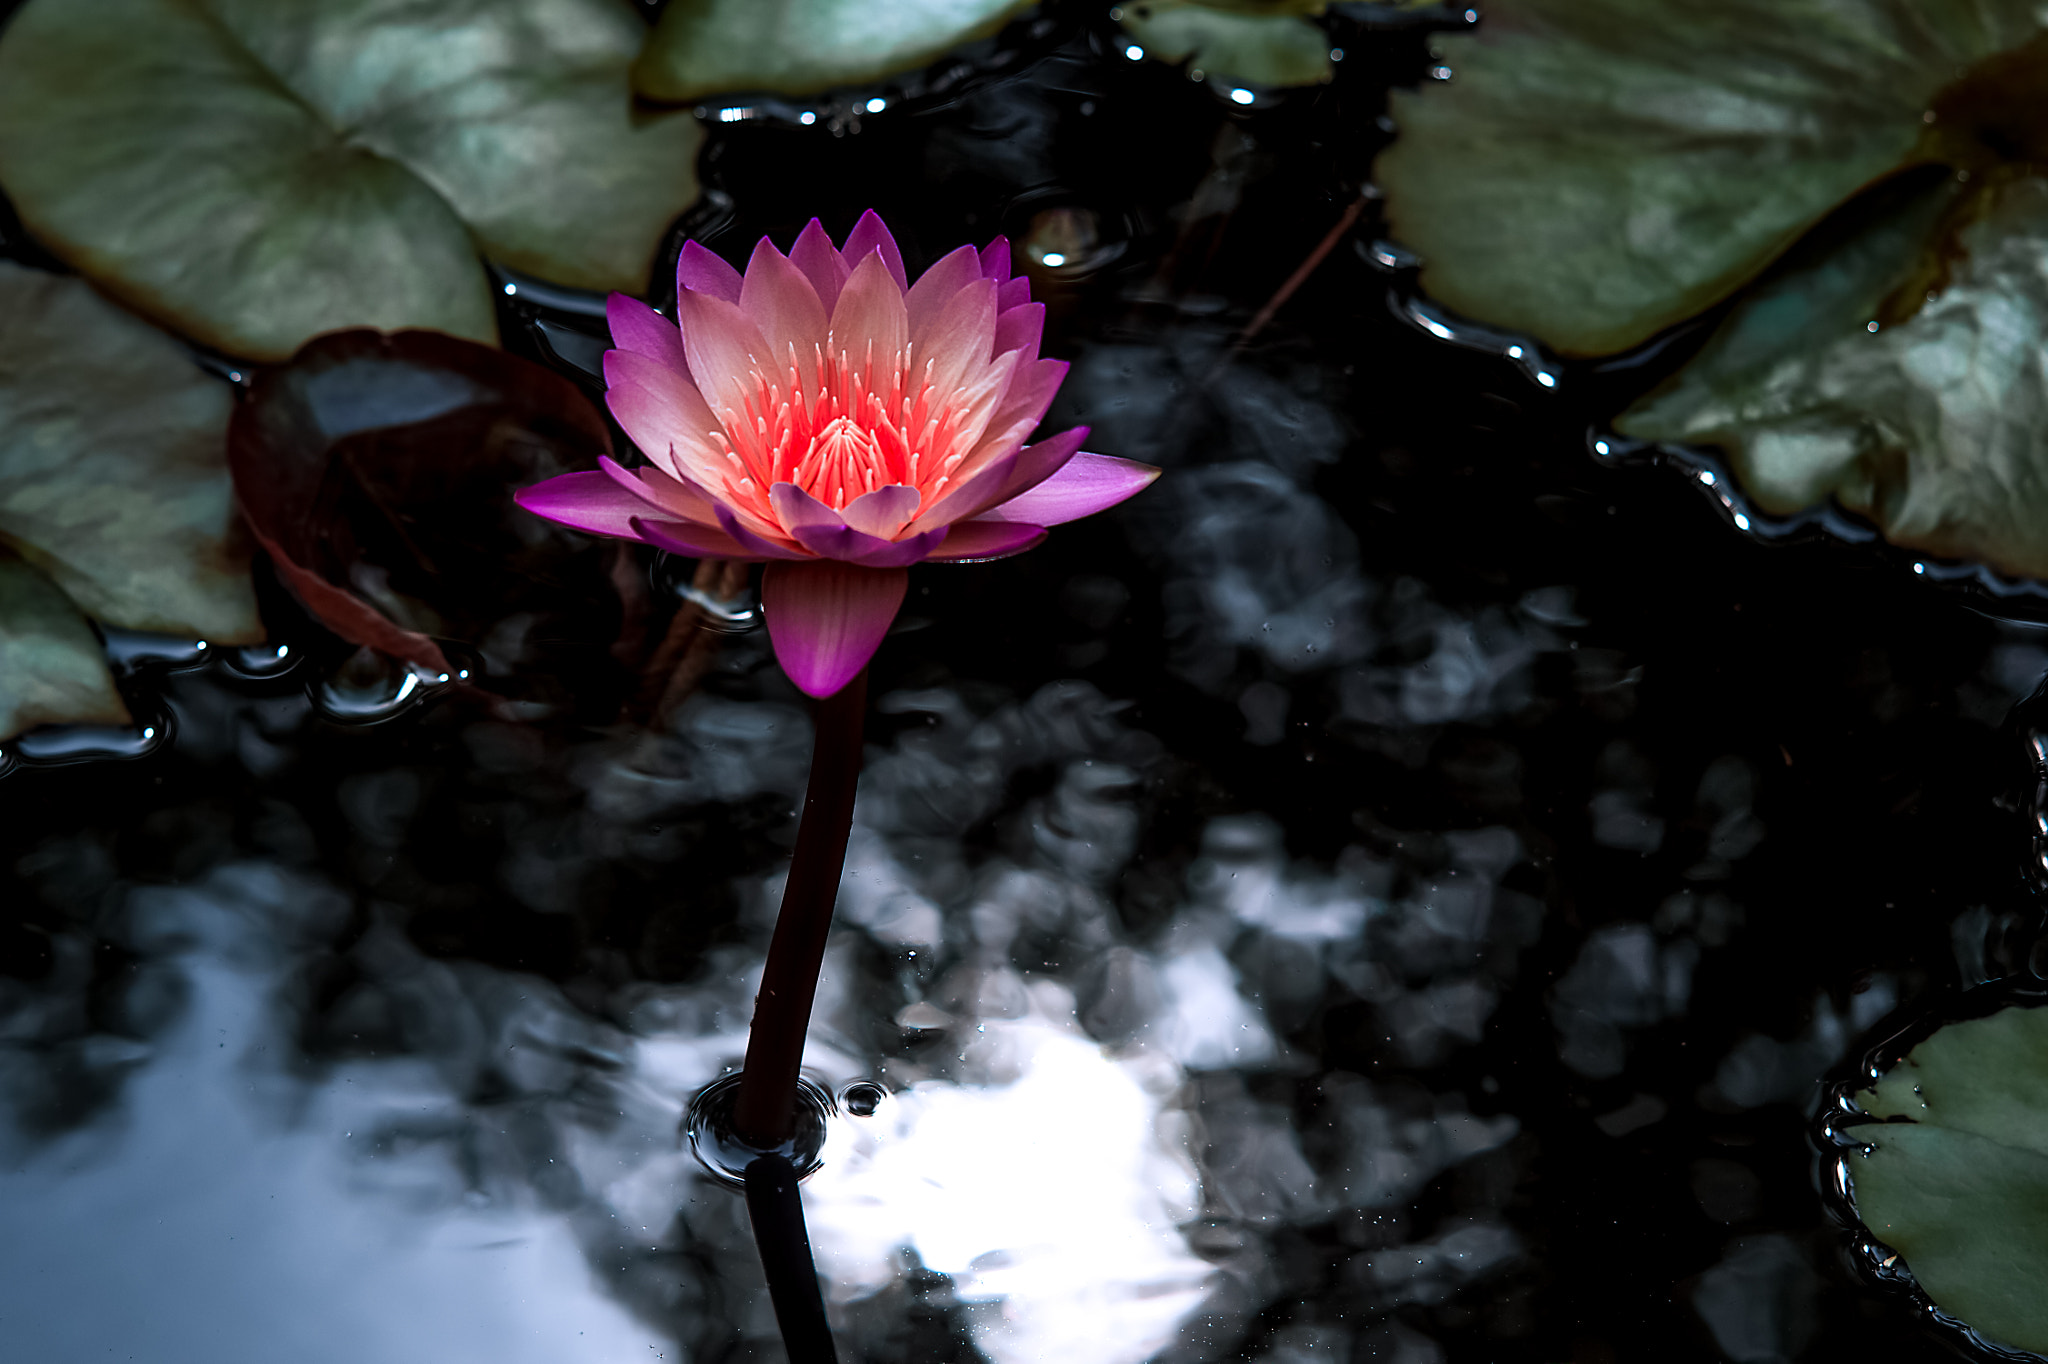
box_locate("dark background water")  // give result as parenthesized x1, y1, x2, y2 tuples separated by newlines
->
(2, 8, 2041, 1363)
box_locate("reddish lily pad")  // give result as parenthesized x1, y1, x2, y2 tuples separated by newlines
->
(227, 330, 622, 677)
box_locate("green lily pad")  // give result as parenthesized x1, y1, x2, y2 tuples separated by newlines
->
(1118, 1, 1334, 89)
(1618, 173, 2048, 579)
(0, 262, 260, 644)
(1851, 1004, 2048, 1354)
(0, 555, 131, 742)
(633, 0, 1035, 103)
(1374, 0, 2048, 356)
(0, 0, 701, 362)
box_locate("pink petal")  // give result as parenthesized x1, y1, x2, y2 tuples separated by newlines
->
(998, 277, 1031, 311)
(673, 287, 775, 423)
(829, 252, 909, 360)
(791, 218, 852, 314)
(905, 245, 984, 343)
(677, 241, 743, 304)
(603, 352, 725, 483)
(713, 502, 813, 560)
(984, 356, 1067, 442)
(980, 451, 1160, 526)
(599, 453, 722, 525)
(840, 210, 909, 292)
(840, 484, 922, 539)
(979, 237, 1011, 281)
(607, 293, 688, 377)
(768, 483, 944, 567)
(740, 238, 830, 383)
(923, 519, 1046, 562)
(910, 426, 1085, 531)
(992, 302, 1043, 361)
(515, 471, 658, 540)
(631, 515, 755, 560)
(917, 277, 998, 399)
(762, 559, 908, 698)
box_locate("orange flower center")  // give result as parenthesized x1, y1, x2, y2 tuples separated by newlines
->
(707, 340, 987, 523)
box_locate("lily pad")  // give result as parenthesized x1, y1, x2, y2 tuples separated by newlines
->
(1118, 1, 1334, 89)
(1374, 0, 2048, 356)
(0, 555, 131, 742)
(0, 261, 260, 644)
(632, 0, 1034, 102)
(0, 0, 701, 362)
(227, 329, 621, 680)
(1618, 173, 2048, 579)
(1851, 1004, 2048, 1354)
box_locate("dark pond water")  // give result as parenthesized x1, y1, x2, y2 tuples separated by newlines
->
(3, 8, 2043, 1364)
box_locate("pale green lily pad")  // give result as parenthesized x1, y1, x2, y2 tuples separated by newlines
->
(0, 0, 701, 362)
(1851, 1005, 2048, 1354)
(633, 0, 1034, 103)
(0, 262, 260, 644)
(0, 555, 131, 742)
(1119, 1, 1334, 89)
(1374, 0, 2047, 356)
(1617, 174, 2048, 579)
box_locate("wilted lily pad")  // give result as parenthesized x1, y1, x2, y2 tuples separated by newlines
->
(1118, 1, 1334, 89)
(1374, 0, 2048, 356)
(0, 555, 130, 742)
(1852, 1004, 2048, 1355)
(0, 0, 701, 362)
(227, 330, 621, 678)
(1619, 174, 2048, 579)
(0, 262, 259, 645)
(633, 0, 1035, 102)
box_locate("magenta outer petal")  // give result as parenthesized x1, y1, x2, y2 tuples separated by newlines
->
(599, 454, 721, 525)
(840, 210, 909, 292)
(791, 218, 852, 314)
(923, 519, 1047, 562)
(991, 302, 1043, 361)
(979, 237, 1011, 281)
(982, 451, 1162, 526)
(762, 559, 908, 698)
(997, 277, 1031, 311)
(516, 472, 657, 541)
(713, 503, 813, 560)
(630, 515, 753, 560)
(606, 294, 688, 377)
(910, 426, 1086, 532)
(677, 241, 743, 304)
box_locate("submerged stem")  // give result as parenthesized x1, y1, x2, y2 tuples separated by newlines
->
(733, 668, 868, 1148)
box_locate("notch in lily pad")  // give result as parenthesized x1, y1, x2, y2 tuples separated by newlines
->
(1829, 996, 2048, 1358)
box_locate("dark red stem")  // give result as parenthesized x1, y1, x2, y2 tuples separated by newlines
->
(733, 668, 868, 1147)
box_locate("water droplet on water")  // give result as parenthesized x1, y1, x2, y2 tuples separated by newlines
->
(682, 1073, 834, 1189)
(310, 647, 446, 725)
(840, 1081, 887, 1118)
(10, 714, 172, 766)
(220, 642, 300, 681)
(101, 628, 209, 672)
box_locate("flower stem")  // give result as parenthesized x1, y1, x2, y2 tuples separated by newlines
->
(734, 667, 868, 1147)
(744, 1153, 839, 1362)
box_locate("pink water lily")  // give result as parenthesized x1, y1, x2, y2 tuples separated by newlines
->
(515, 211, 1158, 697)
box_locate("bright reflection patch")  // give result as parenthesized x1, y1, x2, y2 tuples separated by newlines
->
(802, 1005, 1212, 1364)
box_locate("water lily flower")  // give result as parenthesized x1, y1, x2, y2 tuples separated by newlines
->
(516, 211, 1158, 697)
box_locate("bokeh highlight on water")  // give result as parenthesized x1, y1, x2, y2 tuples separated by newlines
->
(5, 11, 2048, 1364)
